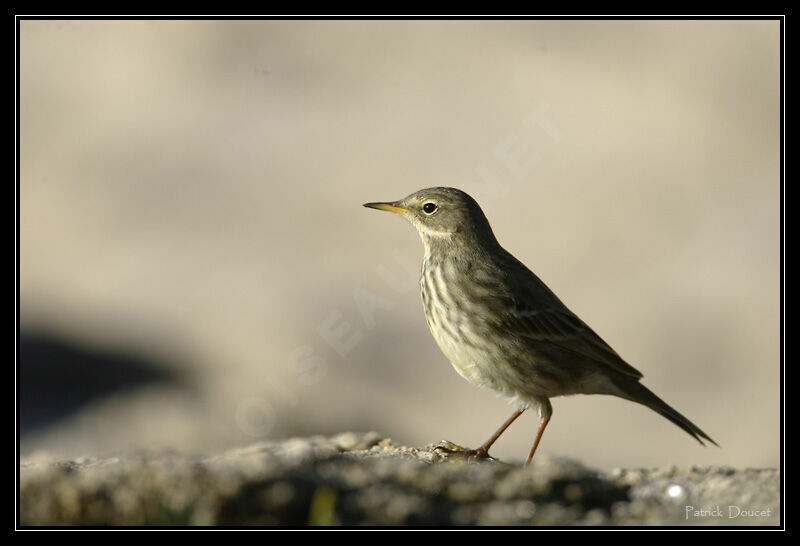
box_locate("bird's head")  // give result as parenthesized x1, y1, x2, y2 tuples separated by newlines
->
(364, 187, 498, 251)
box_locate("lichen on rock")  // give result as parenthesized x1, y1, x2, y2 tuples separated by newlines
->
(19, 432, 780, 526)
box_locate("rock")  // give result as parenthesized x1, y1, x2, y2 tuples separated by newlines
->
(19, 433, 779, 526)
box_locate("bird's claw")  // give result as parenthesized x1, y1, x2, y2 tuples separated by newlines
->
(433, 441, 495, 461)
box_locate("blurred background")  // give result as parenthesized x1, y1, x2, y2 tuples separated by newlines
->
(19, 20, 780, 470)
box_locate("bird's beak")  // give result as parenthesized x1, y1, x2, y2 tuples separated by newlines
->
(363, 201, 408, 214)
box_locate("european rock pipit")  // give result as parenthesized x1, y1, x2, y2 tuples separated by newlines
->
(364, 187, 716, 465)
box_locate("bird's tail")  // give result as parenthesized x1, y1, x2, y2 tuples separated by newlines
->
(611, 378, 719, 447)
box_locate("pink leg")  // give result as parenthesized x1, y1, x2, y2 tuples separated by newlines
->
(476, 407, 526, 456)
(524, 414, 551, 466)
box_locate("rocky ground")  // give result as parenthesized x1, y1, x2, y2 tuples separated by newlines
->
(19, 432, 780, 526)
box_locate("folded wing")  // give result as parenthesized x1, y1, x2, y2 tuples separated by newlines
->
(493, 251, 644, 380)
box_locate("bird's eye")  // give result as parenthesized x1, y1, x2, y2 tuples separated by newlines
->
(422, 202, 438, 215)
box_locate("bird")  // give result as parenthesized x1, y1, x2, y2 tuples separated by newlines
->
(363, 187, 717, 466)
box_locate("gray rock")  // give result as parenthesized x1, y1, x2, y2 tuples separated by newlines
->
(19, 433, 780, 526)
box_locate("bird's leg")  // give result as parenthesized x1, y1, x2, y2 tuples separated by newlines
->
(476, 407, 526, 456)
(524, 414, 551, 466)
(435, 408, 525, 460)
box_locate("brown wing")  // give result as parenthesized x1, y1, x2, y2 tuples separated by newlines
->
(495, 251, 644, 379)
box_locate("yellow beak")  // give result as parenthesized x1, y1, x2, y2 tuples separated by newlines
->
(363, 201, 408, 214)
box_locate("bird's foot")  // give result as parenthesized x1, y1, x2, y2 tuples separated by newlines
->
(432, 441, 495, 461)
